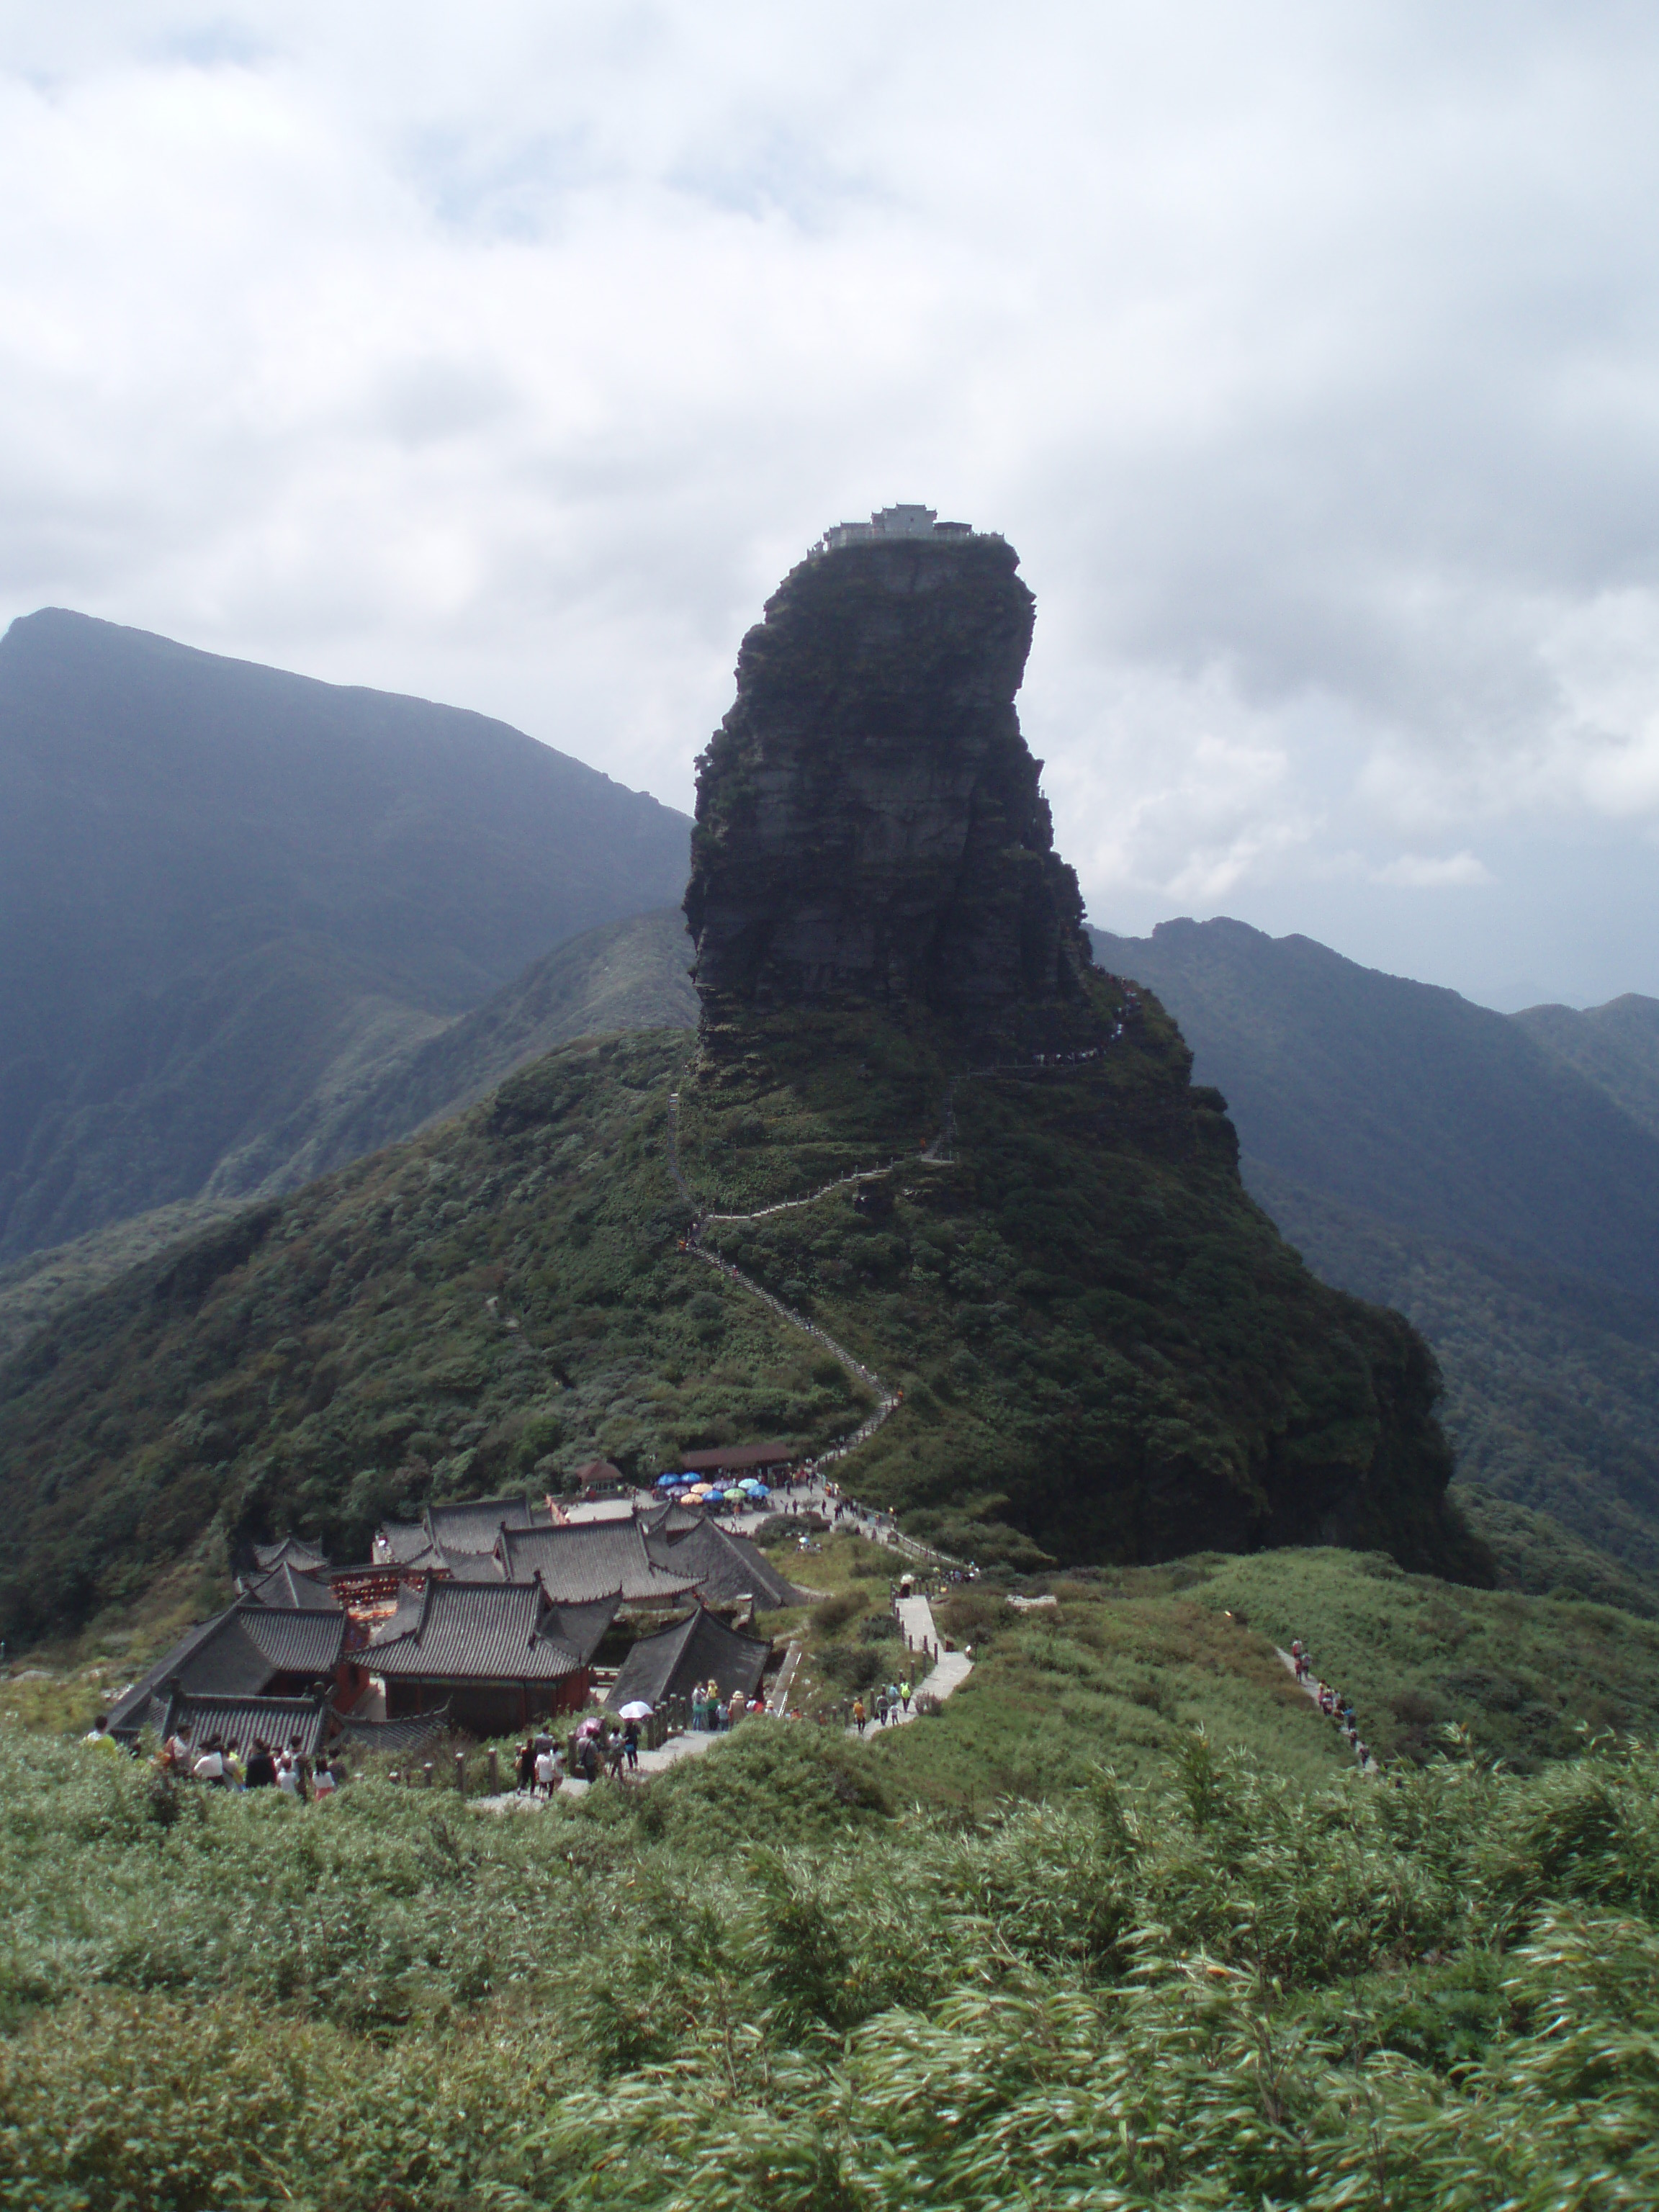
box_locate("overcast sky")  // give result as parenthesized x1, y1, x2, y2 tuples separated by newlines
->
(4, 3, 1659, 1010)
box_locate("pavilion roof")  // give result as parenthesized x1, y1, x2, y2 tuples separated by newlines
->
(606, 1606, 770, 1713)
(365, 1580, 614, 1683)
(642, 1516, 806, 1610)
(496, 1520, 698, 1606)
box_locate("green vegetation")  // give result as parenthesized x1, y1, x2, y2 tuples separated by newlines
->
(1, 609, 691, 1267)
(837, 1542, 1659, 1797)
(1258, 1166, 1659, 1585)
(688, 998, 1474, 1576)
(8, 1700, 1659, 2206)
(0, 1195, 245, 1367)
(0, 976, 1479, 1650)
(1094, 915, 1659, 1590)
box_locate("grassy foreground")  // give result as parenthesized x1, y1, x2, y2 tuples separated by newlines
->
(4, 1712, 1659, 2209)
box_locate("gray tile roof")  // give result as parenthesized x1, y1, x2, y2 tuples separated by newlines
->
(678, 1441, 793, 1473)
(426, 1494, 550, 1550)
(333, 1703, 453, 1752)
(540, 1596, 624, 1668)
(109, 1604, 346, 1737)
(365, 1581, 608, 1683)
(431, 1545, 506, 1584)
(153, 1691, 328, 1758)
(240, 1560, 342, 1611)
(374, 1520, 435, 1564)
(606, 1606, 770, 1713)
(253, 1537, 328, 1573)
(496, 1521, 698, 1606)
(238, 1607, 349, 1679)
(642, 1517, 806, 1610)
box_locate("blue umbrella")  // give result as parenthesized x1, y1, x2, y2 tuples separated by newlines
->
(655, 1474, 678, 1488)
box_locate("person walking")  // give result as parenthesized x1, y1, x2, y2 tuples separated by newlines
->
(533, 1741, 558, 1797)
(691, 1686, 707, 1732)
(312, 1755, 337, 1797)
(899, 1678, 912, 1715)
(245, 1738, 276, 1789)
(192, 1739, 227, 1786)
(607, 1734, 626, 1782)
(515, 1738, 536, 1793)
(224, 1739, 246, 1791)
(852, 1696, 867, 1736)
(874, 1688, 889, 1727)
(622, 1719, 640, 1770)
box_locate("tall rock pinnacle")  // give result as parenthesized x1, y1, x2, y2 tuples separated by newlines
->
(684, 516, 1095, 1043)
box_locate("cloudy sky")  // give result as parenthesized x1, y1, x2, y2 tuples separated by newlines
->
(4, 2, 1659, 1009)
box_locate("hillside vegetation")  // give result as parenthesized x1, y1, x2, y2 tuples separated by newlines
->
(0, 969, 1482, 1647)
(0, 608, 690, 1263)
(6, 1709, 1659, 2208)
(1095, 917, 1659, 1590)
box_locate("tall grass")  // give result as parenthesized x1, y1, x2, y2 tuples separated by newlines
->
(4, 1717, 1659, 2206)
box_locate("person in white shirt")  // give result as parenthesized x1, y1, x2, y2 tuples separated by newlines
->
(192, 1742, 226, 1785)
(275, 1755, 301, 1796)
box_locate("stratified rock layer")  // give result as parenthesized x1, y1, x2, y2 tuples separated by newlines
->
(685, 536, 1093, 1044)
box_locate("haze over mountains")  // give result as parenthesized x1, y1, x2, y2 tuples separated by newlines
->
(0, 610, 692, 1264)
(1093, 918, 1659, 1583)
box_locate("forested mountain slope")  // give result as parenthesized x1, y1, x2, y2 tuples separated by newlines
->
(0, 531, 1485, 1646)
(1093, 918, 1659, 1584)
(1514, 991, 1659, 1141)
(0, 609, 690, 1262)
(0, 908, 698, 1365)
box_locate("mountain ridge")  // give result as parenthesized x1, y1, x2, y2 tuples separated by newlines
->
(1092, 915, 1659, 1585)
(0, 607, 691, 1262)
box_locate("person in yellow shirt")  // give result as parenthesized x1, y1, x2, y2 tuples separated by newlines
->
(82, 1714, 120, 1755)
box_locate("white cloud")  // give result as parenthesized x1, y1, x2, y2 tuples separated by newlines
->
(1372, 851, 1493, 889)
(3, 4, 1659, 992)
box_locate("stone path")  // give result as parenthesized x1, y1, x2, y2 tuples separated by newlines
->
(473, 1726, 722, 1809)
(1275, 1646, 1377, 1773)
(848, 1589, 973, 1736)
(665, 1092, 903, 1462)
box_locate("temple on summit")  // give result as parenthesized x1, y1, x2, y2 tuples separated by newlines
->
(813, 504, 981, 552)
(684, 507, 1099, 1047)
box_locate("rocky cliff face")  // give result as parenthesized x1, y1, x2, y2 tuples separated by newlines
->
(684, 534, 1094, 1047)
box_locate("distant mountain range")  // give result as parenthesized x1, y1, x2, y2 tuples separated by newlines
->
(1092, 919, 1659, 1585)
(0, 906, 698, 1363)
(0, 609, 692, 1264)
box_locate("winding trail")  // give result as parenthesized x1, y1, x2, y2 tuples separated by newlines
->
(666, 1090, 904, 1461)
(1276, 1646, 1378, 1774)
(660, 1017, 1142, 1493)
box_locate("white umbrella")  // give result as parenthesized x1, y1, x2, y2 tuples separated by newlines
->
(617, 1700, 654, 1721)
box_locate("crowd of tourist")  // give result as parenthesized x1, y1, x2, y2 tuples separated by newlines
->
(80, 1713, 345, 1796)
(1289, 1640, 1372, 1768)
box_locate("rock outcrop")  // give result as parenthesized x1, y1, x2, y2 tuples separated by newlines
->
(684, 531, 1094, 1047)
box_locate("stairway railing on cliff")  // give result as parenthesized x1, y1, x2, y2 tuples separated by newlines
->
(666, 1094, 902, 1462)
(662, 1018, 1141, 1519)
